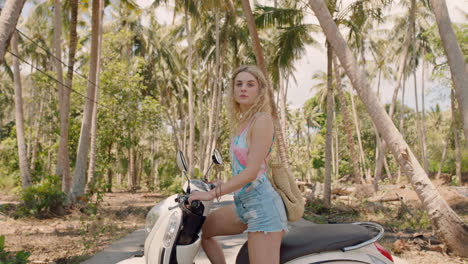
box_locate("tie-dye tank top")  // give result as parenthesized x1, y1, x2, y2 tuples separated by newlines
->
(230, 113, 273, 194)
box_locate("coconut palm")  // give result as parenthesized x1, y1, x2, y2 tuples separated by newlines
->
(429, 0, 468, 142)
(57, 0, 78, 193)
(0, 0, 26, 64)
(70, 0, 103, 202)
(254, 2, 319, 152)
(11, 31, 32, 189)
(308, 0, 468, 256)
(240, 0, 297, 168)
(333, 56, 361, 184)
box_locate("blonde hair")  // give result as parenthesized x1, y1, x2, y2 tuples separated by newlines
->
(227, 65, 272, 135)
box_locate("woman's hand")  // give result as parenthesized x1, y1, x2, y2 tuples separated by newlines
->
(188, 190, 215, 203)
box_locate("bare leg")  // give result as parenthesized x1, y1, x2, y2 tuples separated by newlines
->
(247, 231, 284, 264)
(201, 204, 247, 264)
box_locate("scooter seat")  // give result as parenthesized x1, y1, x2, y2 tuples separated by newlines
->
(235, 224, 373, 264)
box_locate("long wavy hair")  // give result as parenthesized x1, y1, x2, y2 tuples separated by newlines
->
(227, 65, 272, 136)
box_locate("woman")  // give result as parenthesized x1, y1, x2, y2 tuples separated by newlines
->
(188, 65, 288, 264)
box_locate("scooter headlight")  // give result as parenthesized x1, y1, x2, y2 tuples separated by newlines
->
(145, 202, 164, 235)
(163, 210, 180, 248)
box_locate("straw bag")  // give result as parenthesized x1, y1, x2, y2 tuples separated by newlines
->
(268, 151, 305, 222)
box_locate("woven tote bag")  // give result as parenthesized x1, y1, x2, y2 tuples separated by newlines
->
(268, 149, 304, 222)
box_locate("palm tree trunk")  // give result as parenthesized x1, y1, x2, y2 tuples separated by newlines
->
(389, 0, 415, 119)
(30, 98, 44, 171)
(333, 101, 339, 179)
(396, 79, 407, 183)
(137, 151, 144, 188)
(106, 143, 113, 193)
(57, 0, 78, 194)
(116, 149, 122, 186)
(11, 32, 32, 189)
(53, 0, 66, 191)
(309, 0, 468, 256)
(128, 147, 135, 190)
(0, 0, 25, 64)
(376, 0, 415, 186)
(240, 0, 289, 166)
(421, 57, 429, 173)
(376, 0, 415, 184)
(436, 132, 449, 180)
(324, 42, 333, 207)
(87, 1, 104, 191)
(451, 90, 462, 185)
(203, 78, 217, 174)
(413, 67, 424, 163)
(184, 7, 195, 178)
(334, 56, 361, 183)
(349, 87, 368, 182)
(430, 0, 468, 142)
(70, 0, 102, 202)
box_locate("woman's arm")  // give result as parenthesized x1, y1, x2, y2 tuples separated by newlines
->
(188, 114, 274, 202)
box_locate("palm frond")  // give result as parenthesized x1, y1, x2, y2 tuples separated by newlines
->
(254, 5, 303, 29)
(273, 24, 316, 70)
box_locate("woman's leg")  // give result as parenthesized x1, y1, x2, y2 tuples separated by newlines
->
(247, 231, 284, 264)
(201, 204, 247, 264)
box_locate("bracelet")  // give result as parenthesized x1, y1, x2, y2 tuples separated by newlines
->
(214, 184, 222, 202)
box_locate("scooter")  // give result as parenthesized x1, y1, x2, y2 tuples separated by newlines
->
(118, 150, 395, 264)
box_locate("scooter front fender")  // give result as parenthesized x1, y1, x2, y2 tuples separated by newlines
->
(145, 198, 182, 264)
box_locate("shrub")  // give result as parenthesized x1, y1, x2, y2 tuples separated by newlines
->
(0, 235, 30, 264)
(19, 175, 66, 218)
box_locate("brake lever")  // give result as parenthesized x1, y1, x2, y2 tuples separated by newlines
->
(169, 194, 188, 210)
(168, 204, 178, 210)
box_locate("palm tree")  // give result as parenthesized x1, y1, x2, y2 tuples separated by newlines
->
(450, 90, 462, 185)
(53, 0, 68, 192)
(70, 0, 103, 202)
(87, 0, 104, 191)
(11, 31, 32, 189)
(429, 0, 468, 142)
(376, 0, 416, 186)
(240, 0, 289, 167)
(333, 56, 361, 184)
(323, 41, 333, 207)
(184, 1, 196, 178)
(308, 0, 468, 256)
(0, 0, 26, 64)
(57, 0, 78, 193)
(254, 3, 319, 158)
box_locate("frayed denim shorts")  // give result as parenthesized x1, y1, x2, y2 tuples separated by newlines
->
(234, 178, 288, 233)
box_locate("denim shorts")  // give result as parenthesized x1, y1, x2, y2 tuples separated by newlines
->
(234, 178, 288, 233)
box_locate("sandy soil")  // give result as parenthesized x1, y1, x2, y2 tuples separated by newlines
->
(0, 185, 466, 264)
(0, 191, 161, 263)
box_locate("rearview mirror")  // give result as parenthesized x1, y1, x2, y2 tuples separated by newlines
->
(176, 150, 188, 172)
(212, 149, 223, 165)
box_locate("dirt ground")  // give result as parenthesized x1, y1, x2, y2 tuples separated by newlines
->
(0, 184, 467, 264)
(0, 191, 161, 263)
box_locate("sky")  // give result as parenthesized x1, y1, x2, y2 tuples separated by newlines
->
(134, 0, 467, 112)
(19, 0, 467, 111)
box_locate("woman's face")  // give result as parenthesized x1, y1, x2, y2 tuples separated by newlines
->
(234, 71, 260, 111)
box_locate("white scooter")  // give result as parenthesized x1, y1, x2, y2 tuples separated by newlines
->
(118, 150, 395, 264)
